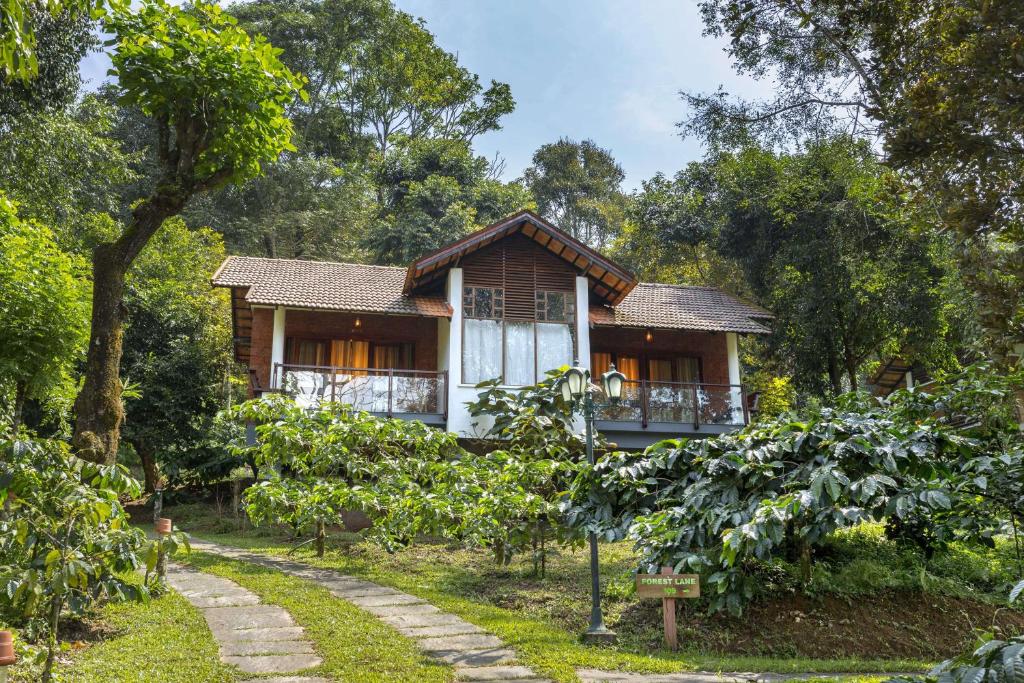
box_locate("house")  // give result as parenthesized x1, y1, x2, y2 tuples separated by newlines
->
(212, 210, 772, 447)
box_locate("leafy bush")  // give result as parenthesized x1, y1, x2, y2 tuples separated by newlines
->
(227, 395, 463, 554)
(230, 377, 590, 573)
(564, 364, 1024, 614)
(461, 374, 588, 570)
(0, 433, 183, 681)
(889, 582, 1024, 683)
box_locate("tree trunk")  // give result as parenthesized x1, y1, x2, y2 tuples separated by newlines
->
(72, 193, 186, 464)
(41, 593, 63, 683)
(134, 439, 160, 494)
(11, 380, 26, 431)
(315, 519, 326, 557)
(827, 355, 844, 396)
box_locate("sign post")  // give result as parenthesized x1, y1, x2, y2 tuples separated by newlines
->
(635, 568, 700, 652)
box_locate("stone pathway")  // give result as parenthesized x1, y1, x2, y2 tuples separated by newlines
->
(188, 538, 551, 682)
(164, 563, 327, 683)
(183, 539, 903, 683)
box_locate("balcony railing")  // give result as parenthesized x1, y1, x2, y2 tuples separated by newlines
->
(269, 363, 448, 418)
(594, 379, 748, 429)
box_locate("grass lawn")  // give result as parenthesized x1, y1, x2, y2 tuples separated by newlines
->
(60, 588, 237, 683)
(183, 551, 453, 683)
(159, 501, 980, 682)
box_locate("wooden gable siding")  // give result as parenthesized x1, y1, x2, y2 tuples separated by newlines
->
(462, 232, 576, 321)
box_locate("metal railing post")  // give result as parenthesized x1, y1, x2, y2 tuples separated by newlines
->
(640, 380, 649, 429)
(387, 368, 394, 417)
(442, 370, 449, 421)
(741, 384, 749, 425)
(692, 383, 700, 430)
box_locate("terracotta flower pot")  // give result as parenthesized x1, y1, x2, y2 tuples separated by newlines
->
(155, 518, 173, 535)
(0, 630, 15, 666)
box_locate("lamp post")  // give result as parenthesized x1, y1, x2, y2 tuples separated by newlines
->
(558, 360, 625, 644)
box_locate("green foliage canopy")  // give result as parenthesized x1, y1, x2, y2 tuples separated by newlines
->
(0, 195, 90, 428)
(121, 219, 237, 491)
(564, 364, 1024, 615)
(522, 138, 627, 249)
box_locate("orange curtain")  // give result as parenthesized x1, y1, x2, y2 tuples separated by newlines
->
(591, 352, 612, 378)
(618, 356, 640, 384)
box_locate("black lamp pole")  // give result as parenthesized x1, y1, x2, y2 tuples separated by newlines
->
(581, 386, 616, 643)
(561, 360, 618, 645)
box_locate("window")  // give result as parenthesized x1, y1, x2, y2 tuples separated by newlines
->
(464, 286, 504, 319)
(536, 291, 574, 322)
(463, 286, 575, 385)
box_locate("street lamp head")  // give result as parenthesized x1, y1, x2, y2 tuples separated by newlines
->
(601, 363, 626, 403)
(564, 360, 588, 400)
(558, 377, 574, 404)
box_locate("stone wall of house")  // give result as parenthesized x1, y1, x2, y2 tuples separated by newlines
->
(588, 326, 731, 385)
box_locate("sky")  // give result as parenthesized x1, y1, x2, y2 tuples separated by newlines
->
(79, 0, 773, 190)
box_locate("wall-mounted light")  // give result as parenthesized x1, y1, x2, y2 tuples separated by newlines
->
(644, 329, 654, 343)
(354, 317, 362, 329)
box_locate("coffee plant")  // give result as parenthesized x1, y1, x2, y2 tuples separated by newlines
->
(563, 364, 1024, 614)
(0, 434, 182, 681)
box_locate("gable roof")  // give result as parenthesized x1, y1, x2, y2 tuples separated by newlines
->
(589, 283, 772, 334)
(404, 210, 638, 305)
(212, 256, 451, 317)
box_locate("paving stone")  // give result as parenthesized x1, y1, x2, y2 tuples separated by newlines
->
(222, 653, 322, 674)
(327, 583, 403, 598)
(454, 664, 540, 680)
(417, 633, 506, 653)
(346, 592, 426, 607)
(241, 678, 332, 683)
(211, 626, 307, 642)
(204, 606, 296, 630)
(189, 594, 262, 608)
(379, 612, 467, 629)
(429, 647, 518, 667)
(219, 639, 316, 656)
(397, 621, 485, 638)
(362, 602, 440, 618)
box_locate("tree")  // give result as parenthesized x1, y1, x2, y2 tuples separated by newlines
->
(0, 95, 139, 253)
(72, 0, 304, 465)
(642, 137, 952, 396)
(0, 195, 90, 430)
(121, 219, 237, 492)
(0, 4, 94, 125)
(684, 0, 1024, 355)
(232, 0, 514, 159)
(365, 137, 533, 264)
(186, 155, 376, 262)
(522, 138, 626, 248)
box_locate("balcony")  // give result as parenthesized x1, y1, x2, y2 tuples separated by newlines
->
(266, 363, 448, 425)
(593, 379, 749, 447)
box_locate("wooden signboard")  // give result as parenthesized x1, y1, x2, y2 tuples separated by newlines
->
(635, 572, 700, 599)
(636, 568, 700, 651)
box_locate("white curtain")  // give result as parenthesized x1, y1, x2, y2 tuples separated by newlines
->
(504, 321, 535, 386)
(536, 323, 574, 378)
(463, 318, 503, 383)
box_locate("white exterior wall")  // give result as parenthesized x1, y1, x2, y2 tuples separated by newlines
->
(444, 268, 488, 437)
(726, 331, 743, 422)
(574, 276, 591, 369)
(270, 306, 286, 388)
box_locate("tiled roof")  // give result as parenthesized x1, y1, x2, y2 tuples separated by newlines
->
(212, 256, 452, 317)
(589, 283, 772, 334)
